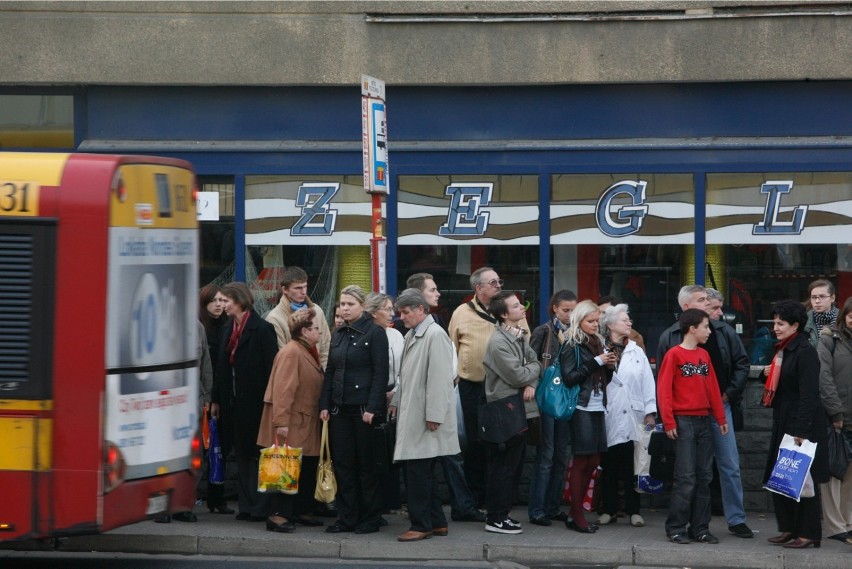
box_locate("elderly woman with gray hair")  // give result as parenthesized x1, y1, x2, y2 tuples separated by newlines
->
(364, 292, 405, 517)
(365, 292, 405, 400)
(597, 304, 657, 528)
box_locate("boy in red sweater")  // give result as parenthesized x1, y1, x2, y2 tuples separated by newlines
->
(657, 308, 729, 545)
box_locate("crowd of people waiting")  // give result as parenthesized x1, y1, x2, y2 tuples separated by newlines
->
(181, 267, 850, 548)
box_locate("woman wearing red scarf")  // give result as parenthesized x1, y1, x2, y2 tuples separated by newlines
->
(257, 307, 325, 532)
(211, 282, 278, 523)
(762, 299, 830, 549)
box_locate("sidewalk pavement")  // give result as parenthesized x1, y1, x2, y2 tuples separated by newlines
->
(2, 506, 849, 569)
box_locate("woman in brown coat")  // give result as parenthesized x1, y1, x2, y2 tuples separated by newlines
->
(258, 308, 325, 532)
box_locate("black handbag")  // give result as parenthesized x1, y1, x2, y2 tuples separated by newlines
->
(372, 418, 397, 473)
(648, 429, 676, 482)
(827, 427, 852, 481)
(478, 391, 527, 444)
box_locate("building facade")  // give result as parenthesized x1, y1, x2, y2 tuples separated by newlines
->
(3, 1, 852, 508)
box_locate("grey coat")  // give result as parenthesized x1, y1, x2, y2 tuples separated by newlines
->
(483, 326, 542, 418)
(817, 327, 852, 425)
(391, 315, 460, 461)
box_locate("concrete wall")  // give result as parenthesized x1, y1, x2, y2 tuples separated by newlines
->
(1, 1, 851, 86)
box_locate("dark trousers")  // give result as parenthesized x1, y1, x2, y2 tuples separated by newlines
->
(267, 455, 319, 519)
(485, 433, 525, 523)
(404, 457, 448, 532)
(773, 486, 823, 540)
(329, 407, 383, 531)
(601, 440, 640, 516)
(665, 415, 713, 537)
(458, 379, 487, 505)
(236, 450, 267, 518)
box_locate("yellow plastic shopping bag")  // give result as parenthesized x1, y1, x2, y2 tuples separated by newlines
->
(258, 443, 302, 494)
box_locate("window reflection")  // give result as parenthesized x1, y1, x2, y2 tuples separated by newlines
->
(0, 95, 73, 148)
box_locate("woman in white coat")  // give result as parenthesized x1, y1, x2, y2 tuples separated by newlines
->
(598, 304, 657, 528)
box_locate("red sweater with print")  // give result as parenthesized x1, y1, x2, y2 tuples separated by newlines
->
(657, 345, 726, 432)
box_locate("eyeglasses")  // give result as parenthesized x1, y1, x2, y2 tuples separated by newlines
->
(481, 279, 504, 287)
(810, 294, 831, 301)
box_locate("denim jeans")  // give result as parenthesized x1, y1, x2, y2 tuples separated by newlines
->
(440, 452, 479, 518)
(665, 415, 714, 537)
(710, 401, 747, 526)
(527, 413, 571, 519)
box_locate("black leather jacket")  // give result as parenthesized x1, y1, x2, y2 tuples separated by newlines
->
(319, 313, 389, 415)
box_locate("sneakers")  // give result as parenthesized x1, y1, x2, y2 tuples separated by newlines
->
(669, 533, 690, 544)
(597, 513, 614, 525)
(691, 532, 720, 544)
(630, 514, 645, 527)
(728, 523, 754, 538)
(485, 518, 523, 535)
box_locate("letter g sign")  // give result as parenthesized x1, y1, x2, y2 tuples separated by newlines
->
(595, 181, 649, 237)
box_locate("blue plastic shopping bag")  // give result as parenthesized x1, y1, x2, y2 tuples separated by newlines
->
(763, 434, 817, 502)
(635, 424, 665, 494)
(208, 417, 225, 485)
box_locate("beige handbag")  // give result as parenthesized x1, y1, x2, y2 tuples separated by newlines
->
(314, 421, 337, 503)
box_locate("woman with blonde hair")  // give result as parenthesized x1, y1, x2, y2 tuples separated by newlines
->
(560, 300, 616, 533)
(319, 285, 389, 534)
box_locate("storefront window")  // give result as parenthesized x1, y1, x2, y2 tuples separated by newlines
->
(397, 175, 540, 324)
(0, 95, 73, 148)
(198, 177, 235, 287)
(551, 173, 695, 359)
(244, 175, 371, 319)
(706, 172, 852, 362)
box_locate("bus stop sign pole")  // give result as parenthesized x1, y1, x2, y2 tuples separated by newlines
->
(362, 75, 388, 293)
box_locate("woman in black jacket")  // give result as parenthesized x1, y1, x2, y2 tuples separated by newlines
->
(211, 282, 278, 522)
(198, 283, 233, 514)
(560, 300, 616, 533)
(762, 299, 829, 549)
(319, 285, 389, 534)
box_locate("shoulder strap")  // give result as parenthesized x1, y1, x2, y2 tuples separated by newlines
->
(467, 300, 497, 324)
(541, 323, 555, 365)
(574, 343, 581, 372)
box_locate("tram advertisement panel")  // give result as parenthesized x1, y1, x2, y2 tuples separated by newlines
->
(104, 223, 198, 478)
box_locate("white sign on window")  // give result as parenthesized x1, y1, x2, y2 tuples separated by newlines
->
(196, 191, 220, 221)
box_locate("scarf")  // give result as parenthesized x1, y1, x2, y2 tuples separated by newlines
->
(502, 323, 526, 339)
(760, 332, 797, 407)
(586, 334, 608, 396)
(297, 338, 321, 366)
(553, 317, 569, 344)
(813, 307, 838, 333)
(604, 335, 629, 373)
(290, 300, 308, 313)
(226, 311, 251, 366)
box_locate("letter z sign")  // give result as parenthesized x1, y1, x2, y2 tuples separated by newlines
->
(291, 183, 340, 236)
(439, 183, 493, 236)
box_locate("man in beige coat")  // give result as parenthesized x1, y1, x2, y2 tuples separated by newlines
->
(390, 288, 459, 542)
(265, 266, 331, 369)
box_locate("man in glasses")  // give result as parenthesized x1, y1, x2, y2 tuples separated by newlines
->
(657, 284, 753, 539)
(448, 267, 528, 508)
